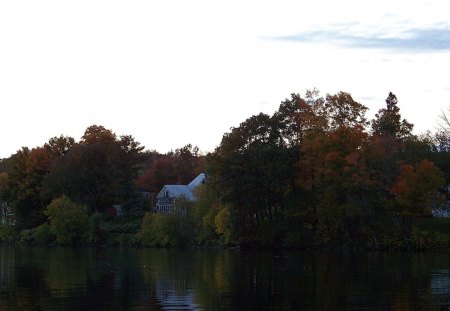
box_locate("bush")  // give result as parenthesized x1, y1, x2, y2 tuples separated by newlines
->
(34, 222, 54, 244)
(214, 207, 232, 244)
(45, 195, 89, 245)
(82, 213, 107, 245)
(19, 229, 35, 245)
(138, 212, 194, 248)
(411, 227, 450, 249)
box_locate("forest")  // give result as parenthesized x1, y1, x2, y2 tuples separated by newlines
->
(1, 90, 450, 249)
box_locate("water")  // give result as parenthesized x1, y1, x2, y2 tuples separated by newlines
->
(1, 246, 450, 310)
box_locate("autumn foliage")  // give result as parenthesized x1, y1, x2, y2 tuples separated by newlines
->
(0, 91, 449, 249)
(204, 91, 448, 248)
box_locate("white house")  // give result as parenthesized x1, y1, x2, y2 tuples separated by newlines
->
(155, 173, 205, 214)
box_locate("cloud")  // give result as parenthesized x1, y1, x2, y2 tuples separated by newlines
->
(274, 25, 450, 52)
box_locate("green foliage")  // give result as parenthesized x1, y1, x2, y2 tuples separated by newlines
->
(45, 195, 89, 245)
(201, 90, 449, 249)
(314, 202, 365, 247)
(371, 92, 413, 139)
(138, 212, 194, 248)
(2, 93, 450, 250)
(191, 185, 220, 245)
(214, 207, 232, 244)
(207, 110, 299, 244)
(19, 229, 35, 245)
(99, 215, 141, 247)
(82, 213, 108, 245)
(34, 222, 54, 244)
(44, 125, 145, 213)
(410, 227, 450, 249)
(3, 147, 49, 229)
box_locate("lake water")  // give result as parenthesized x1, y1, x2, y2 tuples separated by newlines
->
(1, 246, 450, 310)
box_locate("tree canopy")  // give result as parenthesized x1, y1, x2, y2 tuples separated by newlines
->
(0, 91, 449, 250)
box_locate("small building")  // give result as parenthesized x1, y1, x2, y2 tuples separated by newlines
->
(155, 173, 205, 214)
(104, 205, 123, 218)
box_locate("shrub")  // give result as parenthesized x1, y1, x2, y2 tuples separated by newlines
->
(34, 222, 54, 244)
(45, 195, 89, 245)
(214, 207, 232, 244)
(82, 213, 107, 245)
(411, 227, 450, 249)
(138, 212, 194, 248)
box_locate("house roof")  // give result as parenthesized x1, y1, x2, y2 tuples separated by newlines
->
(165, 185, 196, 201)
(156, 173, 205, 201)
(188, 173, 205, 189)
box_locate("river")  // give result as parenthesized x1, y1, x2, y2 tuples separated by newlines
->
(1, 246, 450, 310)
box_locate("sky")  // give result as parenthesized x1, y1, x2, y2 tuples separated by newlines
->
(1, 0, 450, 158)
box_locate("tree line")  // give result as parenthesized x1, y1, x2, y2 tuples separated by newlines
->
(195, 91, 450, 249)
(0, 125, 204, 244)
(1, 90, 450, 249)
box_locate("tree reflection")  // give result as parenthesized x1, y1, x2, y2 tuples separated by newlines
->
(1, 247, 450, 310)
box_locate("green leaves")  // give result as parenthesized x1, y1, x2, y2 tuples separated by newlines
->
(45, 195, 88, 245)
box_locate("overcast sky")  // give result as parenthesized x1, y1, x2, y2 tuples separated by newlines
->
(1, 0, 449, 158)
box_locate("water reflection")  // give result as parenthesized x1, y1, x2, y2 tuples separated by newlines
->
(1, 247, 450, 310)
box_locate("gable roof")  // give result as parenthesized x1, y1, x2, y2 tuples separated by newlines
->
(156, 173, 205, 202)
(188, 173, 205, 189)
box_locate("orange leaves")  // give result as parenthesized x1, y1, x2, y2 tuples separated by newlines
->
(298, 123, 370, 192)
(390, 160, 445, 216)
(26, 147, 51, 174)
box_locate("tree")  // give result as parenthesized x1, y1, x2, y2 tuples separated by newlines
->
(44, 143, 115, 212)
(297, 91, 372, 245)
(390, 160, 445, 217)
(367, 92, 414, 214)
(80, 125, 116, 145)
(438, 106, 450, 136)
(208, 112, 298, 245)
(3, 147, 51, 229)
(323, 92, 369, 129)
(371, 92, 413, 140)
(273, 89, 327, 146)
(44, 125, 145, 213)
(173, 144, 205, 184)
(137, 144, 204, 194)
(0, 157, 12, 173)
(191, 183, 221, 245)
(433, 108, 450, 192)
(389, 160, 445, 240)
(44, 135, 75, 159)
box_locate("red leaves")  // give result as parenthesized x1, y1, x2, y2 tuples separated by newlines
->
(390, 160, 445, 216)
